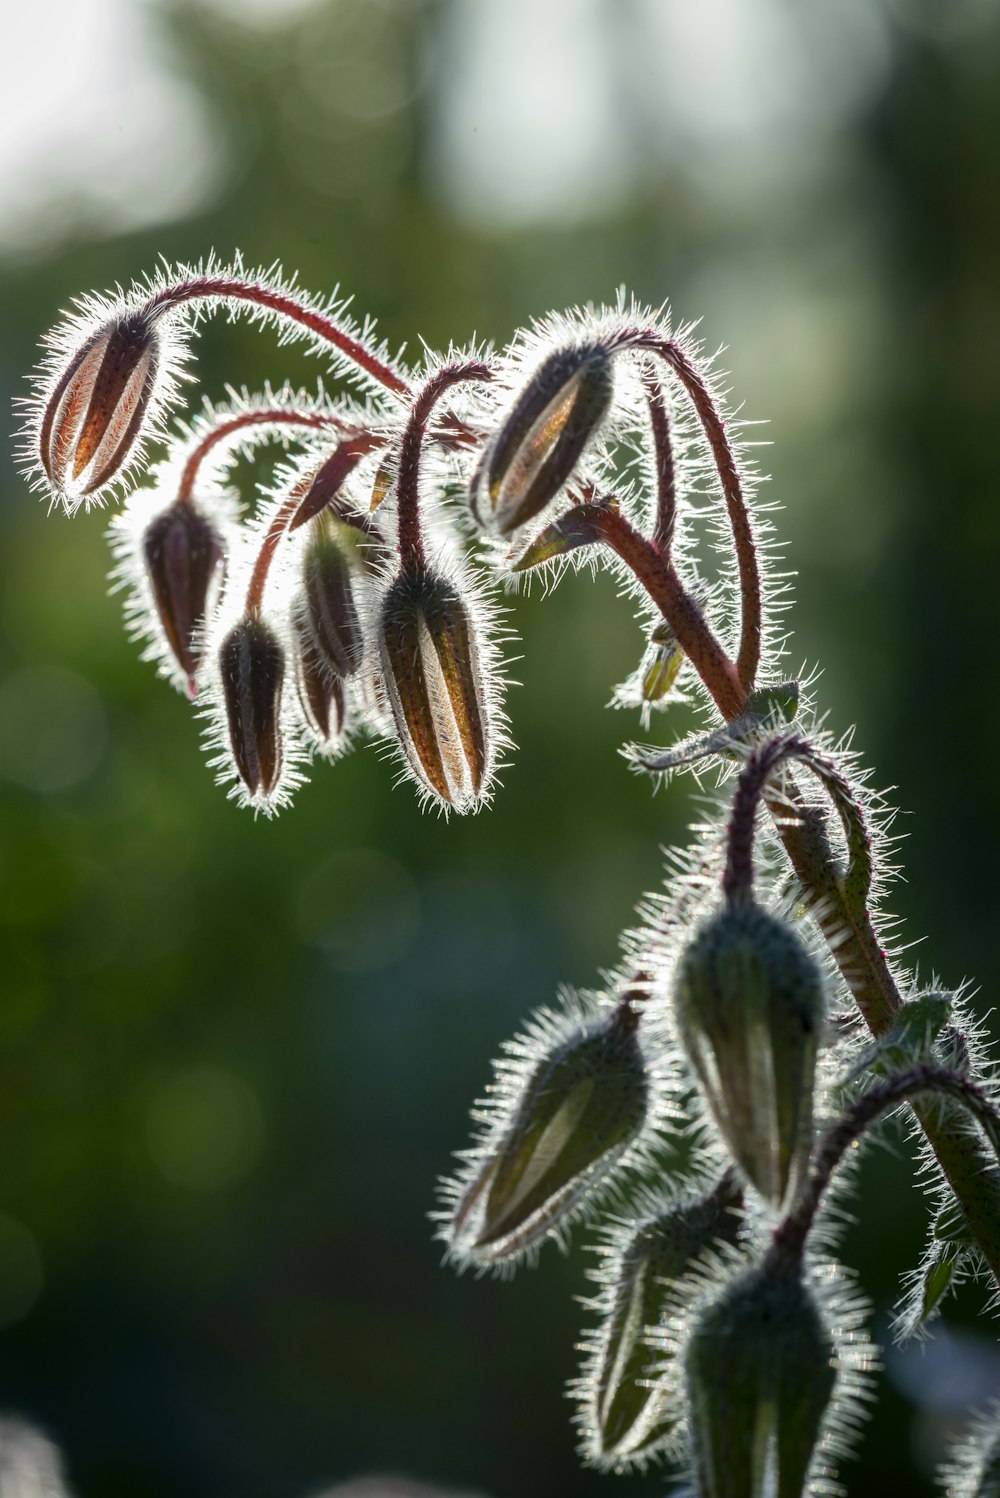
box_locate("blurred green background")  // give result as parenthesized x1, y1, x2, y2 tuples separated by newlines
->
(2, 0, 999, 1494)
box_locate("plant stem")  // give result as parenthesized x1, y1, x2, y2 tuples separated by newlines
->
(395, 362, 492, 575)
(176, 407, 344, 505)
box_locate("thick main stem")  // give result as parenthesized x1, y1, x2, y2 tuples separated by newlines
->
(395, 362, 492, 575)
(605, 521, 1000, 1284)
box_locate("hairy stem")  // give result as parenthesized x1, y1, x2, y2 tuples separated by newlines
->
(176, 406, 345, 505)
(395, 362, 492, 575)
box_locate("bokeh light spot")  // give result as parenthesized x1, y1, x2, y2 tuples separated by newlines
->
(294, 848, 420, 972)
(144, 1066, 265, 1192)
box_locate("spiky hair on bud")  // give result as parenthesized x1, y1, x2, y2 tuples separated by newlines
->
(435, 984, 680, 1276)
(938, 1399, 1000, 1498)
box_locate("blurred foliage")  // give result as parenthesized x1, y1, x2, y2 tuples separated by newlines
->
(1, 2, 999, 1495)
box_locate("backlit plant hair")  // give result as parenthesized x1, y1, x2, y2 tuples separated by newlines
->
(21, 260, 1000, 1494)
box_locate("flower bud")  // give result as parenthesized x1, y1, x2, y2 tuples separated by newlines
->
(300, 513, 365, 679)
(473, 343, 614, 536)
(673, 905, 823, 1206)
(639, 621, 685, 708)
(377, 569, 492, 811)
(293, 610, 348, 753)
(686, 1257, 835, 1498)
(449, 1005, 648, 1266)
(218, 615, 285, 801)
(142, 499, 226, 696)
(587, 1175, 743, 1467)
(38, 311, 161, 508)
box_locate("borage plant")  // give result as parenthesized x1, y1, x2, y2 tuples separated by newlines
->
(20, 256, 1000, 1496)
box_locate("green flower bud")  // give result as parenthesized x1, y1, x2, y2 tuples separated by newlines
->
(377, 569, 492, 811)
(674, 905, 823, 1206)
(686, 1257, 835, 1498)
(448, 1005, 648, 1266)
(473, 344, 614, 536)
(587, 1175, 743, 1467)
(301, 512, 366, 679)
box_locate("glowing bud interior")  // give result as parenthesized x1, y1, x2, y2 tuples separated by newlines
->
(450, 1006, 648, 1265)
(142, 500, 226, 694)
(218, 615, 286, 801)
(378, 570, 490, 810)
(39, 312, 161, 507)
(686, 1258, 835, 1498)
(475, 344, 614, 536)
(673, 905, 823, 1207)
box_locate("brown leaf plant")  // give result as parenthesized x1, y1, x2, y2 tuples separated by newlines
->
(20, 255, 1000, 1496)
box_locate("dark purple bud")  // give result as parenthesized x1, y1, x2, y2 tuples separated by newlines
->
(218, 615, 285, 800)
(142, 500, 226, 696)
(39, 312, 161, 505)
(301, 513, 365, 679)
(293, 610, 347, 751)
(473, 343, 614, 536)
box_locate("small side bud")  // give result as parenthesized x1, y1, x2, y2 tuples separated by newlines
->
(447, 1004, 648, 1267)
(508, 498, 610, 573)
(686, 1257, 835, 1498)
(301, 512, 366, 679)
(218, 615, 286, 803)
(585, 1175, 743, 1468)
(292, 608, 348, 754)
(377, 569, 493, 811)
(674, 905, 824, 1206)
(142, 500, 226, 696)
(473, 344, 614, 536)
(38, 311, 161, 510)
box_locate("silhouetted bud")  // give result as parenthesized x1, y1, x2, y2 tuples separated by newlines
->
(674, 905, 823, 1206)
(38, 311, 161, 508)
(686, 1257, 835, 1498)
(293, 610, 348, 753)
(142, 500, 226, 696)
(473, 344, 614, 535)
(588, 1175, 743, 1467)
(377, 569, 492, 811)
(300, 513, 365, 679)
(218, 615, 285, 801)
(449, 1005, 648, 1266)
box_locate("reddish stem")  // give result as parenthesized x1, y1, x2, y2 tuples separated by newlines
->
(176, 407, 344, 505)
(146, 275, 411, 399)
(396, 361, 493, 575)
(640, 364, 677, 554)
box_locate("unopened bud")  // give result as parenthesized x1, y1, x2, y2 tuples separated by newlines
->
(640, 621, 685, 708)
(142, 500, 226, 696)
(686, 1257, 835, 1498)
(378, 569, 492, 811)
(473, 344, 614, 536)
(588, 1175, 743, 1467)
(293, 609, 348, 752)
(38, 311, 161, 508)
(218, 615, 285, 801)
(449, 1005, 648, 1266)
(674, 905, 823, 1206)
(301, 512, 366, 679)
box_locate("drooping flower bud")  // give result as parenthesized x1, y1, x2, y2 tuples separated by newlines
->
(218, 615, 286, 804)
(686, 1256, 836, 1498)
(447, 1004, 649, 1267)
(37, 311, 162, 510)
(585, 1174, 743, 1468)
(141, 500, 227, 696)
(673, 905, 823, 1206)
(300, 512, 366, 679)
(377, 569, 493, 811)
(292, 609, 348, 754)
(472, 343, 614, 536)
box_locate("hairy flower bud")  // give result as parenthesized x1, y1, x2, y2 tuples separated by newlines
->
(377, 569, 492, 811)
(218, 615, 285, 802)
(640, 621, 685, 707)
(38, 311, 161, 509)
(587, 1175, 743, 1467)
(448, 1005, 648, 1266)
(293, 609, 347, 753)
(142, 499, 226, 696)
(674, 905, 823, 1206)
(686, 1257, 836, 1498)
(300, 513, 365, 679)
(473, 344, 614, 535)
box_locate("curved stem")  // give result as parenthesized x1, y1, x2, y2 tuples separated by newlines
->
(146, 274, 411, 399)
(176, 406, 345, 505)
(771, 1065, 1000, 1265)
(618, 328, 761, 691)
(640, 363, 677, 554)
(395, 361, 493, 576)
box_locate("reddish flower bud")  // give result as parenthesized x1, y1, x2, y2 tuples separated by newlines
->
(142, 500, 226, 696)
(38, 312, 161, 509)
(300, 513, 365, 679)
(473, 343, 614, 536)
(377, 569, 493, 811)
(218, 615, 285, 802)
